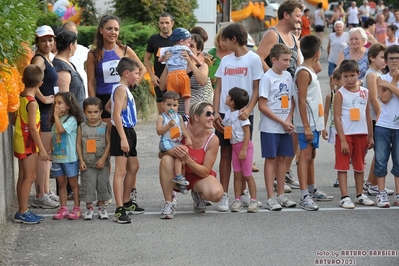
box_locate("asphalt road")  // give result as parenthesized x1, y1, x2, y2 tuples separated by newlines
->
(1, 33, 398, 266)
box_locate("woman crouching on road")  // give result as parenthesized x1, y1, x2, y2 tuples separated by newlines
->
(159, 101, 223, 219)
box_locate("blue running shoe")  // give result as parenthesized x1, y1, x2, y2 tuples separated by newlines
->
(27, 210, 44, 221)
(14, 211, 41, 224)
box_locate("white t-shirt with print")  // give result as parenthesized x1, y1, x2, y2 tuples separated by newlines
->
(259, 69, 293, 134)
(215, 50, 264, 114)
(222, 109, 251, 144)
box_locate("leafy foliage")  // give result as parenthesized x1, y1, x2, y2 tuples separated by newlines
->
(0, 0, 39, 72)
(112, 0, 198, 29)
(76, 0, 98, 25)
(77, 22, 157, 60)
(36, 10, 62, 28)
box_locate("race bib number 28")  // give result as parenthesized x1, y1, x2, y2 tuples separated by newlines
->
(102, 60, 120, 83)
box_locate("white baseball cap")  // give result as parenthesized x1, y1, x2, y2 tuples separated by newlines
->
(35, 25, 56, 37)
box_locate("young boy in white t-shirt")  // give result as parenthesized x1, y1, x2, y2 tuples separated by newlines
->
(259, 43, 296, 211)
(334, 59, 375, 209)
(213, 23, 264, 212)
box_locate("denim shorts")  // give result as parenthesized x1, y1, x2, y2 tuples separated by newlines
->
(373, 126, 399, 177)
(297, 130, 320, 150)
(51, 161, 79, 178)
(328, 62, 337, 77)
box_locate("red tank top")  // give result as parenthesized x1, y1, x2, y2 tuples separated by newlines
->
(184, 132, 216, 176)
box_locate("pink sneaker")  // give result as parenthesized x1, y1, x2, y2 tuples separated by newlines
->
(67, 206, 82, 220)
(53, 207, 69, 220)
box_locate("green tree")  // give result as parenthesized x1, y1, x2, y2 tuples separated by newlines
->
(76, 0, 98, 25)
(112, 0, 198, 29)
(0, 0, 39, 71)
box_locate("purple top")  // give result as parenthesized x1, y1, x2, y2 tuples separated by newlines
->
(95, 47, 121, 95)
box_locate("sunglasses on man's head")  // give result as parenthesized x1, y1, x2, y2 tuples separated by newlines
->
(205, 111, 215, 117)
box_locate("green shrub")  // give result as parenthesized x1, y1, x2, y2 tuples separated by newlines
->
(0, 0, 39, 72)
(36, 11, 62, 28)
(112, 0, 198, 29)
(77, 22, 157, 60)
(131, 80, 154, 121)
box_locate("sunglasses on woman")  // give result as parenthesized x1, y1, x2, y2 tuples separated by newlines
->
(205, 111, 215, 117)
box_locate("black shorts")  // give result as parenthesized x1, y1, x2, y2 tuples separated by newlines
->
(39, 108, 52, 132)
(96, 94, 111, 119)
(215, 113, 254, 147)
(110, 126, 137, 157)
(315, 25, 324, 32)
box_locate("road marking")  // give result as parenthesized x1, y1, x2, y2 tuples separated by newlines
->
(36, 206, 398, 218)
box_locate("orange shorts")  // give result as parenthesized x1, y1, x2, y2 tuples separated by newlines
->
(334, 134, 368, 172)
(166, 70, 191, 98)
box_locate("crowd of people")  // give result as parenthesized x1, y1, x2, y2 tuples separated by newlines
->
(12, 0, 399, 224)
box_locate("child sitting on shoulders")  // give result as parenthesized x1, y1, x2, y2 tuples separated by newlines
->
(156, 91, 192, 194)
(159, 27, 202, 116)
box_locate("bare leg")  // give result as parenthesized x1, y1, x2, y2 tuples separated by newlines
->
(338, 171, 348, 197)
(183, 97, 191, 115)
(160, 155, 175, 202)
(36, 132, 51, 198)
(113, 156, 128, 207)
(56, 176, 68, 207)
(233, 172, 243, 199)
(68, 176, 80, 207)
(245, 176, 257, 199)
(285, 133, 298, 171)
(354, 171, 364, 196)
(264, 158, 275, 198)
(276, 156, 286, 196)
(123, 156, 139, 203)
(18, 155, 38, 213)
(219, 145, 232, 193)
(367, 155, 378, 186)
(297, 145, 313, 190)
(175, 158, 182, 176)
(193, 176, 223, 202)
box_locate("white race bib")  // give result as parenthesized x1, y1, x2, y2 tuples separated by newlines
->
(102, 60, 120, 83)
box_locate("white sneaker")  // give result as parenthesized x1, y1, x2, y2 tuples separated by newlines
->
(376, 192, 390, 208)
(277, 194, 296, 208)
(83, 208, 94, 220)
(172, 191, 177, 207)
(266, 196, 282, 211)
(273, 180, 292, 193)
(217, 193, 229, 212)
(368, 185, 394, 196)
(48, 191, 60, 202)
(230, 199, 243, 212)
(247, 200, 259, 213)
(32, 194, 60, 209)
(285, 171, 300, 189)
(340, 197, 355, 209)
(98, 207, 109, 220)
(241, 189, 262, 207)
(355, 194, 374, 206)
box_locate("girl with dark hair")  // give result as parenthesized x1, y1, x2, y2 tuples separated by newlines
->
(53, 30, 85, 109)
(87, 15, 146, 122)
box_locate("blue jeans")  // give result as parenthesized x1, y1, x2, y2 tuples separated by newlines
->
(373, 126, 399, 177)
